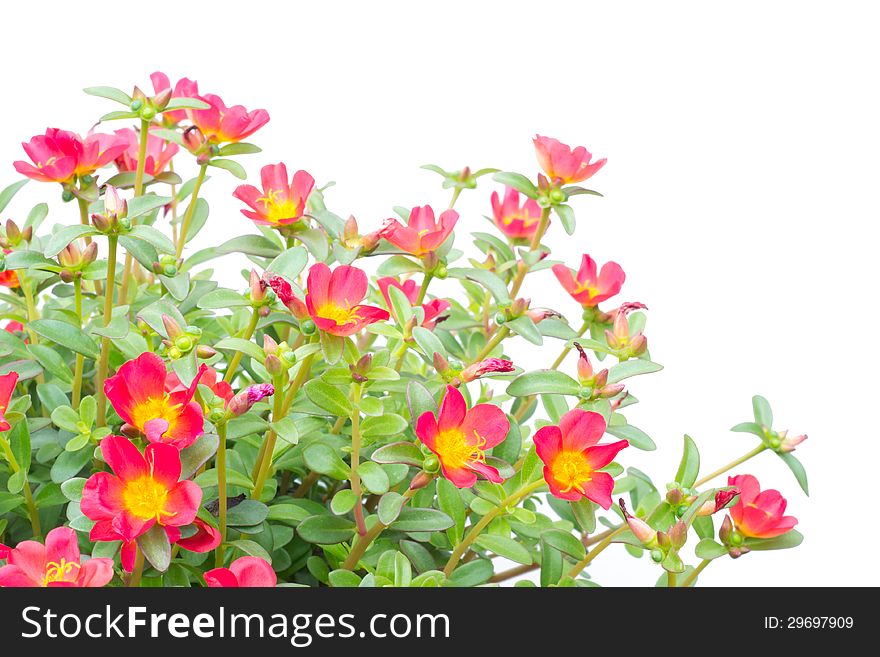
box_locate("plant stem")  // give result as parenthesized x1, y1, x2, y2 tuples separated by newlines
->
(77, 198, 101, 295)
(175, 164, 208, 258)
(17, 272, 41, 348)
(508, 206, 551, 298)
(292, 470, 321, 498)
(0, 436, 41, 538)
(128, 548, 145, 587)
(215, 422, 228, 567)
(71, 278, 85, 407)
(169, 161, 179, 245)
(95, 234, 118, 427)
(565, 526, 625, 580)
(680, 559, 711, 587)
(223, 308, 261, 384)
(443, 479, 544, 577)
(118, 119, 151, 305)
(415, 270, 433, 306)
(693, 445, 767, 487)
(448, 187, 462, 210)
(474, 325, 510, 361)
(348, 384, 367, 535)
(667, 571, 678, 588)
(341, 485, 421, 571)
(551, 319, 591, 370)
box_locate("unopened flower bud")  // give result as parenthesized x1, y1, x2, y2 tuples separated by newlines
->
(628, 333, 648, 357)
(120, 423, 141, 438)
(59, 269, 75, 283)
(344, 215, 359, 242)
(162, 314, 184, 340)
(58, 241, 83, 268)
(196, 345, 217, 359)
(183, 126, 206, 153)
(525, 308, 561, 324)
(152, 88, 172, 111)
(433, 352, 452, 376)
(103, 185, 127, 220)
(459, 358, 514, 383)
(619, 499, 658, 547)
(509, 297, 530, 318)
(409, 471, 434, 491)
(91, 213, 111, 232)
(778, 431, 807, 453)
(82, 241, 98, 265)
(5, 219, 21, 244)
(422, 454, 440, 474)
(227, 383, 275, 417)
(494, 311, 508, 325)
(300, 319, 316, 335)
(249, 269, 265, 302)
(264, 354, 284, 376)
(667, 520, 688, 549)
(719, 514, 733, 544)
(573, 342, 593, 384)
(263, 334, 279, 355)
(599, 383, 625, 398)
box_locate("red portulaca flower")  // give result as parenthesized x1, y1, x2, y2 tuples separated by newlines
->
(114, 127, 179, 176)
(552, 254, 625, 307)
(81, 436, 201, 544)
(0, 527, 114, 587)
(415, 385, 509, 488)
(533, 135, 606, 184)
(491, 186, 543, 240)
(150, 71, 199, 125)
(0, 249, 20, 288)
(377, 276, 450, 329)
(727, 474, 798, 538)
(233, 163, 315, 227)
(204, 556, 276, 588)
(534, 409, 628, 508)
(105, 352, 205, 449)
(0, 371, 18, 432)
(14, 128, 127, 183)
(165, 366, 233, 404)
(380, 205, 458, 256)
(188, 94, 269, 144)
(304, 263, 389, 337)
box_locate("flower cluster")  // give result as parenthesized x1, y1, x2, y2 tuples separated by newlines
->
(0, 71, 808, 588)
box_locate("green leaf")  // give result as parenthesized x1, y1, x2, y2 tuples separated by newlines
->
(541, 528, 586, 560)
(50, 447, 92, 482)
(554, 204, 576, 235)
(7, 470, 25, 494)
(506, 370, 580, 396)
(539, 542, 563, 586)
(296, 515, 356, 544)
(371, 441, 423, 467)
(437, 479, 466, 544)
(475, 534, 533, 565)
(303, 443, 352, 480)
(360, 414, 407, 439)
(607, 359, 663, 384)
(226, 500, 270, 527)
(492, 172, 538, 198)
(60, 478, 87, 502)
(330, 489, 357, 515)
(329, 569, 362, 588)
(207, 158, 247, 179)
(83, 86, 132, 105)
(215, 234, 282, 258)
(731, 422, 764, 437)
(358, 461, 390, 494)
(229, 540, 272, 563)
(43, 225, 99, 258)
(127, 225, 175, 254)
(213, 336, 264, 362)
(411, 326, 447, 359)
(695, 538, 728, 560)
(28, 344, 73, 383)
(30, 319, 99, 359)
(137, 523, 172, 572)
(126, 194, 172, 220)
(320, 332, 344, 365)
(266, 247, 308, 280)
(197, 288, 250, 309)
(778, 451, 809, 495)
(0, 180, 28, 214)
(744, 529, 804, 551)
(448, 558, 493, 587)
(377, 492, 406, 525)
(675, 435, 700, 487)
(752, 395, 773, 426)
(164, 97, 211, 110)
(447, 267, 512, 305)
(406, 380, 437, 422)
(218, 142, 262, 156)
(391, 508, 454, 532)
(304, 380, 353, 417)
(159, 272, 190, 301)
(507, 315, 543, 345)
(9, 421, 31, 474)
(24, 203, 49, 231)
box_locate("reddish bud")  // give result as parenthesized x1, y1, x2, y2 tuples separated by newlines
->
(779, 432, 807, 453)
(196, 345, 217, 359)
(619, 499, 658, 547)
(152, 88, 172, 111)
(525, 307, 561, 324)
(162, 313, 184, 340)
(409, 472, 434, 491)
(227, 383, 275, 417)
(459, 358, 515, 383)
(183, 126, 206, 153)
(249, 269, 265, 301)
(263, 334, 279, 355)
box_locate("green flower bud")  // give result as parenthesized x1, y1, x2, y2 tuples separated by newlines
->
(422, 454, 440, 473)
(163, 264, 178, 277)
(281, 350, 297, 364)
(208, 408, 226, 424)
(300, 319, 316, 335)
(61, 189, 74, 203)
(730, 531, 744, 547)
(186, 326, 202, 338)
(494, 312, 507, 324)
(434, 264, 448, 279)
(650, 549, 663, 563)
(175, 336, 193, 352)
(167, 346, 182, 360)
(140, 106, 156, 121)
(130, 99, 144, 112)
(549, 188, 566, 204)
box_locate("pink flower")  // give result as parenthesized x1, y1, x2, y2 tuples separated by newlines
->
(377, 276, 450, 329)
(459, 358, 515, 383)
(0, 371, 18, 432)
(233, 163, 315, 227)
(534, 409, 628, 508)
(204, 556, 276, 587)
(380, 205, 458, 256)
(727, 475, 798, 539)
(165, 366, 233, 404)
(490, 187, 543, 240)
(533, 135, 606, 184)
(304, 263, 389, 337)
(415, 385, 509, 488)
(188, 94, 269, 144)
(114, 127, 179, 176)
(150, 71, 200, 124)
(0, 527, 114, 587)
(552, 254, 625, 307)
(81, 435, 202, 544)
(226, 384, 275, 417)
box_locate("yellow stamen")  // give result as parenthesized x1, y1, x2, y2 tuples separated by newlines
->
(256, 188, 300, 224)
(435, 429, 487, 470)
(130, 396, 182, 436)
(42, 558, 81, 586)
(122, 476, 171, 521)
(317, 303, 362, 325)
(550, 450, 593, 494)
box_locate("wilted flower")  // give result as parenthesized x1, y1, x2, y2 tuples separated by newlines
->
(459, 358, 515, 383)
(227, 383, 275, 417)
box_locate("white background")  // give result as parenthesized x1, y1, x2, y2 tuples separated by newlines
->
(2, 0, 877, 585)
